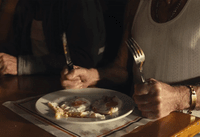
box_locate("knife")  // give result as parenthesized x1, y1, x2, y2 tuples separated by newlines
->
(62, 32, 74, 71)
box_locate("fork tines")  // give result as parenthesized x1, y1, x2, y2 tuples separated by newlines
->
(126, 38, 144, 57)
(125, 37, 146, 83)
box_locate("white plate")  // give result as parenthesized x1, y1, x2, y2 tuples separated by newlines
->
(35, 88, 135, 124)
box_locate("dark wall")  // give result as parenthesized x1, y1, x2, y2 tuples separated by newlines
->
(100, 0, 128, 66)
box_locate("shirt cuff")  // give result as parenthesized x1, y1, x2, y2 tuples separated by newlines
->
(18, 55, 46, 75)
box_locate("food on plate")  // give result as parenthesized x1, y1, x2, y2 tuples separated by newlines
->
(48, 96, 123, 120)
(91, 95, 123, 115)
(48, 97, 106, 119)
(60, 97, 91, 113)
(48, 102, 68, 119)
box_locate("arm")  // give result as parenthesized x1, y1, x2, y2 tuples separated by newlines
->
(7, 0, 106, 75)
(95, 0, 140, 90)
(61, 0, 106, 68)
(61, 0, 140, 92)
(2, 6, 66, 76)
(18, 54, 66, 75)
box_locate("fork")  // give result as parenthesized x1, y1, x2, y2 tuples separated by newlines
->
(125, 37, 146, 83)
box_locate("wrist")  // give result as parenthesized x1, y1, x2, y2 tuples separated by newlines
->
(173, 85, 191, 111)
(88, 68, 100, 86)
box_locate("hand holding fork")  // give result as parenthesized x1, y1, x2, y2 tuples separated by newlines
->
(126, 38, 182, 119)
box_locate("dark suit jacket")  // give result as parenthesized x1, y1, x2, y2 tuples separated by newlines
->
(11, 0, 106, 75)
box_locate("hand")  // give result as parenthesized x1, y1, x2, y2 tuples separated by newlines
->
(133, 78, 180, 119)
(60, 65, 99, 89)
(0, 53, 17, 75)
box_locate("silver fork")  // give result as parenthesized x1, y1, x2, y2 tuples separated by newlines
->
(126, 37, 146, 83)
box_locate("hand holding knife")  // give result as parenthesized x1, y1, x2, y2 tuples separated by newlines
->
(62, 32, 74, 71)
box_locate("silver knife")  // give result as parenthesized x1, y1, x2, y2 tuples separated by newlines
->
(62, 32, 74, 71)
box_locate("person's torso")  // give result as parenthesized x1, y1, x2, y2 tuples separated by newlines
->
(132, 0, 200, 83)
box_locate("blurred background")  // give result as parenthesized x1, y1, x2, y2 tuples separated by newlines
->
(0, 0, 128, 65)
(101, 0, 128, 66)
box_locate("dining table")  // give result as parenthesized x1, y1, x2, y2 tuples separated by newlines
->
(0, 75, 62, 137)
(1, 75, 200, 137)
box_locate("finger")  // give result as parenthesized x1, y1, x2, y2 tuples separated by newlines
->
(63, 83, 83, 89)
(0, 60, 6, 75)
(1, 66, 7, 75)
(61, 77, 81, 85)
(146, 78, 157, 84)
(61, 64, 78, 74)
(133, 94, 151, 104)
(73, 65, 80, 69)
(60, 66, 82, 80)
(0, 67, 6, 75)
(134, 78, 158, 95)
(61, 68, 69, 80)
(61, 69, 68, 76)
(0, 59, 4, 68)
(133, 92, 159, 104)
(60, 75, 80, 85)
(134, 83, 149, 95)
(66, 68, 86, 79)
(61, 79, 82, 89)
(137, 101, 160, 112)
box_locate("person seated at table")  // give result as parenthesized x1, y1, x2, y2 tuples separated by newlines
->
(60, 0, 200, 119)
(0, 0, 106, 75)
